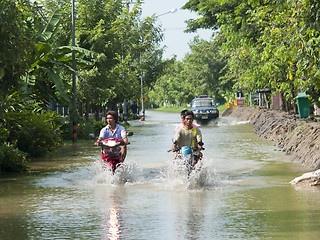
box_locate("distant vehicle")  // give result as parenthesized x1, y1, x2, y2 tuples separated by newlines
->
(191, 95, 219, 122)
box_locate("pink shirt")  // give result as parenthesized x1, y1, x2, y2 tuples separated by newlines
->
(174, 123, 198, 134)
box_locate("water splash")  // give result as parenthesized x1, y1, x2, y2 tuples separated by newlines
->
(159, 157, 224, 190)
(217, 117, 249, 127)
(113, 162, 142, 185)
(91, 160, 142, 186)
(187, 162, 211, 189)
(35, 156, 230, 192)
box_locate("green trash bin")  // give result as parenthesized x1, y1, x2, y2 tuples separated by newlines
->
(296, 92, 310, 118)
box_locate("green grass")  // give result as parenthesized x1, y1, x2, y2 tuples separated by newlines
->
(153, 104, 227, 114)
(217, 104, 227, 113)
(154, 105, 190, 113)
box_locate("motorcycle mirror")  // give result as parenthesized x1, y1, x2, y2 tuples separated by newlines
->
(127, 132, 134, 136)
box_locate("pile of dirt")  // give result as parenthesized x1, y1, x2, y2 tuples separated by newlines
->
(223, 106, 320, 170)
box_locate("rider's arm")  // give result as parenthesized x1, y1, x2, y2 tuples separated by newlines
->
(120, 128, 128, 162)
(196, 128, 204, 150)
(122, 135, 129, 145)
(94, 126, 107, 145)
(120, 126, 129, 145)
(94, 136, 103, 146)
(120, 140, 127, 162)
(170, 143, 176, 152)
(171, 128, 181, 152)
(197, 141, 204, 150)
(120, 145, 126, 162)
(170, 140, 178, 152)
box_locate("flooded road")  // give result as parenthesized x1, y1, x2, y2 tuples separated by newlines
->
(1, 110, 320, 239)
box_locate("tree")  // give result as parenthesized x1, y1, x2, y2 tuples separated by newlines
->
(0, 0, 35, 94)
(149, 60, 186, 105)
(148, 37, 229, 106)
(183, 37, 229, 101)
(183, 0, 320, 110)
(39, 0, 164, 119)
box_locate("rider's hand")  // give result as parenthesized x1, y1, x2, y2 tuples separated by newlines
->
(169, 145, 176, 152)
(198, 145, 204, 151)
(93, 141, 99, 146)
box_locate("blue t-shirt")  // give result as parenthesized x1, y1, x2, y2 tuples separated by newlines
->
(99, 124, 127, 140)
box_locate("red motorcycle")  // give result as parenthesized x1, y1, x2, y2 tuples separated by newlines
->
(97, 138, 125, 173)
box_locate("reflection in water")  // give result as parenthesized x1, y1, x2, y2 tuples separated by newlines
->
(106, 203, 122, 240)
(185, 193, 205, 240)
(99, 188, 127, 240)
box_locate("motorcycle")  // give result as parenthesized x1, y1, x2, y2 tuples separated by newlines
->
(95, 132, 133, 174)
(174, 146, 197, 176)
(171, 143, 204, 177)
(97, 138, 125, 174)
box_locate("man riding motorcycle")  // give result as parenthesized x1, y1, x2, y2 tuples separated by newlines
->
(170, 110, 204, 166)
(94, 110, 129, 162)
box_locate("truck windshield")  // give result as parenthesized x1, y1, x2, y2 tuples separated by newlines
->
(192, 99, 214, 107)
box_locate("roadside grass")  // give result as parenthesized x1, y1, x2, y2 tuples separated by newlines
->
(218, 104, 227, 114)
(154, 106, 189, 113)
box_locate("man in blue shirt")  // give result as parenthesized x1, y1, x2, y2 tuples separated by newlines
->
(94, 110, 129, 162)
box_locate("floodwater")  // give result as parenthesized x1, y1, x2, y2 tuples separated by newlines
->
(1, 110, 320, 240)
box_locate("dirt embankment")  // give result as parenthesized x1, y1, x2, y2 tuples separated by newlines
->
(223, 106, 320, 170)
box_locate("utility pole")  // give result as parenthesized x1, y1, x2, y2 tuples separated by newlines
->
(140, 53, 145, 120)
(138, 8, 177, 121)
(121, 1, 142, 122)
(71, 0, 77, 143)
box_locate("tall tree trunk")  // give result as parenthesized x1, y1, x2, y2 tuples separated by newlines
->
(85, 99, 89, 121)
(79, 101, 83, 120)
(94, 105, 99, 121)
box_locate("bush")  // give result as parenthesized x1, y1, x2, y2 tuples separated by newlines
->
(77, 121, 95, 139)
(60, 121, 73, 140)
(0, 143, 30, 173)
(0, 126, 9, 143)
(60, 120, 105, 140)
(4, 110, 62, 157)
(93, 120, 105, 137)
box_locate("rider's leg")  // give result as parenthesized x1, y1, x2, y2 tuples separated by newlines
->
(192, 155, 198, 167)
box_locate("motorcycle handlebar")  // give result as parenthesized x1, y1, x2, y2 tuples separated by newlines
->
(93, 140, 129, 147)
(168, 145, 204, 152)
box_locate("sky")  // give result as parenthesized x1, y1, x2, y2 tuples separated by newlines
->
(139, 0, 213, 60)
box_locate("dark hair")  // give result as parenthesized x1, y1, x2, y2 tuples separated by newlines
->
(183, 110, 194, 119)
(180, 109, 188, 117)
(106, 110, 118, 123)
